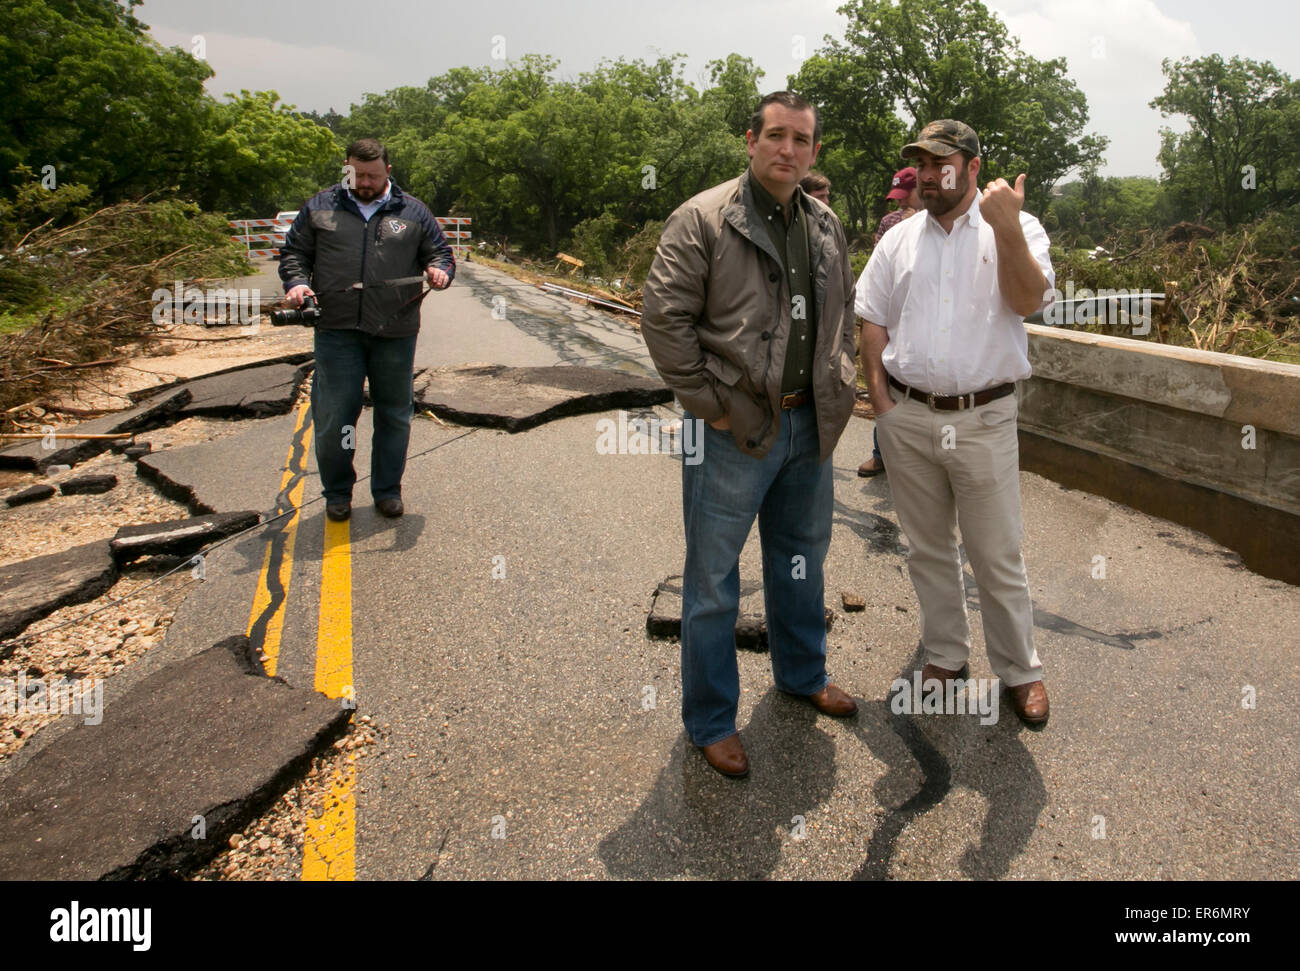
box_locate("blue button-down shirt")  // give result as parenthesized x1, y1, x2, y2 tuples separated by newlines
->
(347, 180, 392, 222)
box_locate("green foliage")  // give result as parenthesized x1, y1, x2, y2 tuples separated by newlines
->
(1043, 205, 1300, 362)
(0, 0, 213, 202)
(0, 192, 252, 422)
(568, 212, 622, 279)
(0, 164, 94, 248)
(195, 90, 343, 217)
(1, 2, 343, 219)
(342, 54, 752, 256)
(1151, 55, 1300, 228)
(1044, 175, 1174, 249)
(612, 219, 664, 291)
(0, 190, 249, 323)
(793, 0, 1107, 234)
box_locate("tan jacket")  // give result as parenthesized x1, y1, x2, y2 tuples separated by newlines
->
(641, 168, 857, 462)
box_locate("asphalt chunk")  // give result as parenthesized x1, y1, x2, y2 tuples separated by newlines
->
(415, 364, 672, 432)
(175, 362, 313, 420)
(4, 484, 56, 507)
(0, 387, 191, 472)
(647, 574, 834, 651)
(59, 474, 119, 496)
(0, 635, 352, 880)
(0, 540, 117, 647)
(110, 511, 261, 564)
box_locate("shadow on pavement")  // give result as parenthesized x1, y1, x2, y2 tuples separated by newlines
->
(598, 644, 1049, 880)
(597, 688, 836, 879)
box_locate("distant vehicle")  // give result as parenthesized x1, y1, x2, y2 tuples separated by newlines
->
(270, 211, 298, 260)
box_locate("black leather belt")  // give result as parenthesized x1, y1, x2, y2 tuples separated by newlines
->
(888, 375, 1014, 411)
(780, 388, 811, 409)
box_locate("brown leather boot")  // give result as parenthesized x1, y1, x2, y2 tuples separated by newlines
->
(920, 662, 968, 689)
(805, 682, 858, 717)
(699, 733, 749, 778)
(857, 456, 886, 477)
(1008, 680, 1049, 727)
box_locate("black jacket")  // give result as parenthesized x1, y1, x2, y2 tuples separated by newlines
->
(278, 181, 456, 337)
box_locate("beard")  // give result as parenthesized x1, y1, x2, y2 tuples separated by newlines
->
(920, 168, 970, 218)
(351, 179, 386, 202)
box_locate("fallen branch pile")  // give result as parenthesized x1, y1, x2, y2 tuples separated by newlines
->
(0, 198, 250, 433)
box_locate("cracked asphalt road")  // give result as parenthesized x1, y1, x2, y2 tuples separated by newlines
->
(158, 260, 1300, 880)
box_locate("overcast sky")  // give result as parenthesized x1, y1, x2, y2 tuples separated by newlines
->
(137, 0, 1300, 180)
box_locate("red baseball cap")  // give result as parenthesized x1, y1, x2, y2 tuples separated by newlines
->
(886, 167, 917, 201)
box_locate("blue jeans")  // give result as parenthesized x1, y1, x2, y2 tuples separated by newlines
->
(311, 328, 417, 503)
(680, 403, 833, 746)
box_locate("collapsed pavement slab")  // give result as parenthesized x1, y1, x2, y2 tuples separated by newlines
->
(4, 484, 56, 507)
(124, 351, 315, 404)
(646, 575, 834, 651)
(133, 410, 306, 515)
(175, 361, 313, 419)
(414, 364, 673, 432)
(0, 635, 352, 880)
(0, 540, 117, 647)
(59, 474, 118, 496)
(0, 387, 192, 472)
(110, 511, 261, 564)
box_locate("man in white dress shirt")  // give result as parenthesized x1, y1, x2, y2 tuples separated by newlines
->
(855, 119, 1053, 726)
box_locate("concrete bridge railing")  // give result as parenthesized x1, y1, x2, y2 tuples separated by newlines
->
(1015, 325, 1300, 584)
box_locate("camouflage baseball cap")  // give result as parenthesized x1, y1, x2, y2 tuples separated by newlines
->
(901, 119, 980, 159)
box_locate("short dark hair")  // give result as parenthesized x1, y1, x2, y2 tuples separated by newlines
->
(345, 138, 389, 165)
(749, 91, 821, 146)
(801, 172, 831, 193)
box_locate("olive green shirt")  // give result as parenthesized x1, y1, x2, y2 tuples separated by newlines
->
(750, 174, 816, 393)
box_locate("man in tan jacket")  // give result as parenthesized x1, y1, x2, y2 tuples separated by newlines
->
(641, 91, 860, 778)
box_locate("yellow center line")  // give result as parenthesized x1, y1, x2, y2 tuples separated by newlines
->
(246, 400, 312, 677)
(302, 757, 357, 881)
(302, 512, 357, 881)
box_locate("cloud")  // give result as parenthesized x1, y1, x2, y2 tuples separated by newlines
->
(990, 0, 1202, 176)
(148, 24, 398, 112)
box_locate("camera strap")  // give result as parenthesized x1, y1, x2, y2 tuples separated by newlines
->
(344, 275, 428, 290)
(315, 275, 442, 326)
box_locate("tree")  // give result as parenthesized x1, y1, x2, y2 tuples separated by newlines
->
(789, 49, 905, 236)
(0, 0, 212, 201)
(193, 91, 342, 218)
(358, 55, 750, 253)
(1151, 54, 1300, 228)
(793, 0, 1106, 229)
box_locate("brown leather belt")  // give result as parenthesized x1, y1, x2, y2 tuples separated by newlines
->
(780, 388, 811, 409)
(888, 375, 1015, 411)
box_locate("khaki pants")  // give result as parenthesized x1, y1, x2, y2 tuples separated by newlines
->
(874, 384, 1042, 685)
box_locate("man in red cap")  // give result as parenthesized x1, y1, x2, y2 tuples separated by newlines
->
(858, 167, 921, 477)
(874, 166, 921, 245)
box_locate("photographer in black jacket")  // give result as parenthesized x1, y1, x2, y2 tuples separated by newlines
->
(279, 138, 456, 521)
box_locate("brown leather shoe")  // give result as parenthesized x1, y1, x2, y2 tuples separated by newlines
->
(699, 733, 748, 778)
(806, 682, 858, 717)
(920, 662, 968, 689)
(857, 456, 886, 477)
(1008, 680, 1049, 727)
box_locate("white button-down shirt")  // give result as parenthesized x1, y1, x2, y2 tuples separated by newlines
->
(855, 194, 1054, 395)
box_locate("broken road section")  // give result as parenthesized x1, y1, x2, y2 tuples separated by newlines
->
(0, 635, 351, 880)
